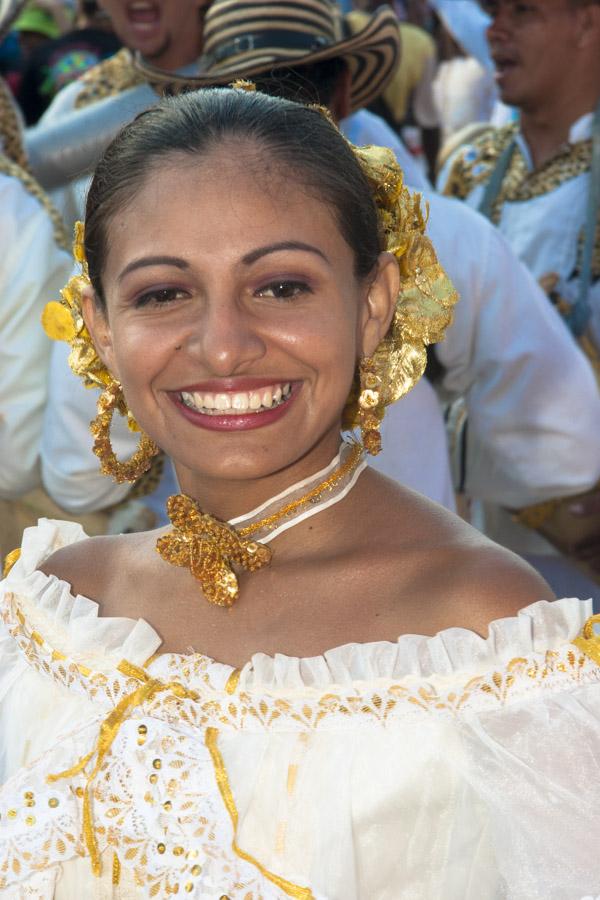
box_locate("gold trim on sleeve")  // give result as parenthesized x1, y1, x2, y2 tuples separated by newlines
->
(573, 613, 600, 667)
(205, 727, 314, 900)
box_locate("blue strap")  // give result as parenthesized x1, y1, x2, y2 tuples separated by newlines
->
(477, 137, 516, 221)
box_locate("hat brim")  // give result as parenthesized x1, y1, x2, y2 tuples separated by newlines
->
(0, 0, 27, 41)
(135, 6, 401, 115)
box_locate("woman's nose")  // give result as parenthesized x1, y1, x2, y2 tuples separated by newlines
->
(183, 298, 266, 376)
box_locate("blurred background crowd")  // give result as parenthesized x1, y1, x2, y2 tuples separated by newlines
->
(1, 0, 599, 606)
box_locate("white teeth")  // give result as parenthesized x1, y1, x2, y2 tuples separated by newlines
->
(232, 392, 249, 410)
(179, 383, 293, 414)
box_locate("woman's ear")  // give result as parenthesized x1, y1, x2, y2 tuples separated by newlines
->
(359, 251, 399, 357)
(81, 285, 119, 380)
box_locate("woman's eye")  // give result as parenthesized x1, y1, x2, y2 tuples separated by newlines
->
(135, 288, 187, 308)
(255, 281, 310, 301)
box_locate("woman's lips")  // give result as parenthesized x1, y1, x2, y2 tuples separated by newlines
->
(168, 382, 301, 431)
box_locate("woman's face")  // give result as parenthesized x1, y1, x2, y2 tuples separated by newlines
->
(85, 147, 397, 490)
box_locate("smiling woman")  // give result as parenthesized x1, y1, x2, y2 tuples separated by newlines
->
(1, 87, 600, 898)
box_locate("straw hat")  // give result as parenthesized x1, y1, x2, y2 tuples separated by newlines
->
(136, 0, 402, 114)
(0, 0, 26, 41)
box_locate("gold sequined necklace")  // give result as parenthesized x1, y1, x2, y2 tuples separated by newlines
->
(156, 440, 365, 607)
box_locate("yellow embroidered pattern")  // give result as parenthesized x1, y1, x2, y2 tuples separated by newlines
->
(2, 595, 600, 894)
(443, 124, 593, 224)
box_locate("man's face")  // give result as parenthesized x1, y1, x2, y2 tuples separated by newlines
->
(98, 0, 205, 65)
(483, 0, 587, 110)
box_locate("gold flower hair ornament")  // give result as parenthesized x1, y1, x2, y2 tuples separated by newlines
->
(42, 222, 159, 482)
(342, 145, 459, 441)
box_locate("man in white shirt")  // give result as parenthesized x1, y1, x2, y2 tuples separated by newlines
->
(437, 0, 600, 565)
(439, 0, 600, 348)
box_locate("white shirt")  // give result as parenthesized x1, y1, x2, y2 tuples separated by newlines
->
(0, 168, 73, 499)
(425, 191, 600, 509)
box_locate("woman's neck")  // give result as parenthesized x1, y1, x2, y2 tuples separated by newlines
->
(173, 432, 345, 521)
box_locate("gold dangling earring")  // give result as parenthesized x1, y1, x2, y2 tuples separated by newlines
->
(90, 379, 159, 483)
(358, 356, 384, 456)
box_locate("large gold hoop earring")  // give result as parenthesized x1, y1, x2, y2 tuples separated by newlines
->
(358, 357, 384, 456)
(90, 380, 159, 483)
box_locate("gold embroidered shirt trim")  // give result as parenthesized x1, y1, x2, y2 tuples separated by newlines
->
(74, 48, 145, 110)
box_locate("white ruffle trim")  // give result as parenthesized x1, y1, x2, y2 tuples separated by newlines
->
(1, 518, 593, 690)
(2, 518, 161, 669)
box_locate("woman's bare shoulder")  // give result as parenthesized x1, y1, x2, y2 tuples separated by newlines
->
(358, 471, 555, 636)
(38, 530, 163, 604)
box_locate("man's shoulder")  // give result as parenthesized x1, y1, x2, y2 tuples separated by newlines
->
(439, 122, 517, 199)
(74, 48, 143, 110)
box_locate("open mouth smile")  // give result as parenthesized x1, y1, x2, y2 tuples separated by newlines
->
(179, 382, 292, 415)
(169, 381, 300, 431)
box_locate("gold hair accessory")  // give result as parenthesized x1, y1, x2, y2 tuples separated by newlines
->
(42, 222, 159, 483)
(357, 356, 383, 455)
(157, 441, 364, 606)
(343, 145, 458, 433)
(91, 379, 159, 483)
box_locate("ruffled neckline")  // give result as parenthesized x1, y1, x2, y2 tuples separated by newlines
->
(2, 518, 593, 692)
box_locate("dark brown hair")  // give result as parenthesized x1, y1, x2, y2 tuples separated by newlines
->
(84, 87, 381, 306)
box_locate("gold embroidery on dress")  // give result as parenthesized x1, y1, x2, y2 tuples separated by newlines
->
(74, 48, 146, 110)
(2, 594, 600, 893)
(573, 613, 600, 667)
(205, 727, 314, 900)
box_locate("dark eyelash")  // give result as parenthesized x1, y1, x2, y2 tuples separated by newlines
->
(257, 281, 312, 300)
(135, 288, 185, 308)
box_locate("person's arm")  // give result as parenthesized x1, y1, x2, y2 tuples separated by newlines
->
(0, 172, 72, 498)
(428, 196, 600, 507)
(40, 341, 133, 513)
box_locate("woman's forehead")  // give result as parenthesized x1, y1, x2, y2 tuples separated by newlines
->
(102, 156, 350, 274)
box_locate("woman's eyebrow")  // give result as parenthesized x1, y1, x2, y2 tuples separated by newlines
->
(118, 256, 190, 281)
(241, 242, 329, 266)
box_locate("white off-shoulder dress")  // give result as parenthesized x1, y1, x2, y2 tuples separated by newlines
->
(1, 520, 600, 899)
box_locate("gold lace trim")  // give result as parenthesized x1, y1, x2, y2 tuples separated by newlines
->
(0, 155, 69, 252)
(74, 48, 145, 110)
(4, 592, 600, 730)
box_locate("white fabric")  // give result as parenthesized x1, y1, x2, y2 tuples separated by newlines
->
(372, 377, 456, 510)
(341, 109, 430, 190)
(0, 172, 73, 499)
(41, 341, 178, 521)
(1, 521, 600, 898)
(433, 57, 497, 142)
(429, 0, 493, 70)
(425, 192, 600, 509)
(411, 47, 440, 129)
